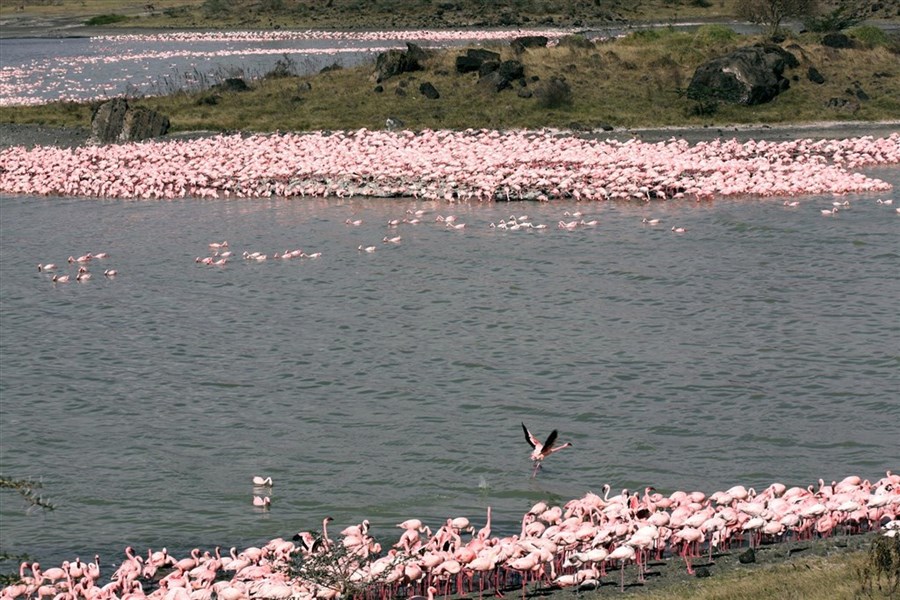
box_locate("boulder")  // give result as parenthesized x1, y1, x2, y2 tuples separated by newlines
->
(121, 107, 169, 142)
(456, 48, 501, 73)
(478, 59, 526, 93)
(823, 33, 853, 48)
(90, 98, 169, 144)
(686, 44, 798, 106)
(90, 98, 128, 143)
(498, 60, 525, 82)
(419, 81, 440, 99)
(478, 60, 500, 77)
(511, 35, 548, 53)
(808, 66, 826, 84)
(385, 117, 405, 130)
(375, 42, 428, 82)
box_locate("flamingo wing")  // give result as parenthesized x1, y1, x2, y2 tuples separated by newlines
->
(542, 429, 559, 452)
(522, 422, 540, 449)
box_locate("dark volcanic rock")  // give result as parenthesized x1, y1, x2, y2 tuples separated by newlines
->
(511, 35, 548, 53)
(478, 60, 500, 77)
(419, 81, 440, 99)
(808, 66, 826, 84)
(90, 98, 169, 144)
(375, 42, 428, 82)
(823, 33, 853, 48)
(456, 48, 501, 73)
(478, 59, 526, 93)
(498, 60, 525, 82)
(687, 44, 798, 105)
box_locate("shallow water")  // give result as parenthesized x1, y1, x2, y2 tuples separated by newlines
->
(1, 169, 898, 567)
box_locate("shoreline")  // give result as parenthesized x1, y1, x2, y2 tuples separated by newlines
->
(1, 121, 898, 151)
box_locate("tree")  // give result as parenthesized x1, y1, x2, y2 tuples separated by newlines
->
(737, 0, 819, 37)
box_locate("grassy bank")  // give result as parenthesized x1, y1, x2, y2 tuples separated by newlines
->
(2, 27, 899, 134)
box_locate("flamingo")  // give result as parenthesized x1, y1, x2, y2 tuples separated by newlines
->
(521, 422, 572, 478)
(104, 269, 118, 277)
(37, 263, 57, 272)
(51, 274, 70, 283)
(607, 545, 635, 592)
(641, 218, 660, 225)
(252, 496, 271, 509)
(252, 476, 273, 486)
(671, 226, 687, 233)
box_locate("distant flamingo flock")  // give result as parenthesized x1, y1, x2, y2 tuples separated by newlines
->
(1, 29, 573, 106)
(1, 131, 898, 202)
(3, 472, 898, 600)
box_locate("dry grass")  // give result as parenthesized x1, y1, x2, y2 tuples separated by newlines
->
(638, 554, 865, 599)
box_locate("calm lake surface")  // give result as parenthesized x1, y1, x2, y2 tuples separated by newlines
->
(2, 169, 898, 567)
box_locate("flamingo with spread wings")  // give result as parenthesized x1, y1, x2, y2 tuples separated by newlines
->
(522, 422, 572, 478)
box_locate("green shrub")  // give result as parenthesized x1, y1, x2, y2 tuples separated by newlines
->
(84, 14, 128, 26)
(847, 25, 889, 48)
(535, 76, 572, 109)
(694, 24, 737, 45)
(804, 3, 866, 33)
(858, 535, 900, 597)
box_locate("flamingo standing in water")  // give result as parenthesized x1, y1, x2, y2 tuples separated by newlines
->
(521, 423, 572, 478)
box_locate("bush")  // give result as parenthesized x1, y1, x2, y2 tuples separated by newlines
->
(84, 14, 128, 26)
(535, 77, 572, 109)
(804, 1, 867, 32)
(847, 25, 889, 48)
(858, 535, 900, 597)
(558, 34, 596, 49)
(694, 24, 738, 45)
(265, 54, 298, 79)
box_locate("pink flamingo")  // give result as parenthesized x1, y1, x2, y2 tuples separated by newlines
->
(521, 423, 572, 478)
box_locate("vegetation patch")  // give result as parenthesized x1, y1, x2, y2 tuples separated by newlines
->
(84, 13, 128, 26)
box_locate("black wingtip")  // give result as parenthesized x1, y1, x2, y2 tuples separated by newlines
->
(522, 422, 535, 448)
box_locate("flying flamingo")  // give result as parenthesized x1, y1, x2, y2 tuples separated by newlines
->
(521, 423, 572, 478)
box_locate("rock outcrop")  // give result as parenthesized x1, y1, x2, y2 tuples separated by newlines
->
(686, 44, 799, 106)
(375, 42, 429, 82)
(455, 49, 501, 73)
(478, 59, 526, 92)
(90, 98, 169, 144)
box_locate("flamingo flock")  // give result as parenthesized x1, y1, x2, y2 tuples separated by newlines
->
(1, 29, 575, 107)
(37, 252, 117, 283)
(1, 131, 897, 202)
(3, 472, 897, 600)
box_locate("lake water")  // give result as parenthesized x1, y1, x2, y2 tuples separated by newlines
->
(1, 170, 898, 568)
